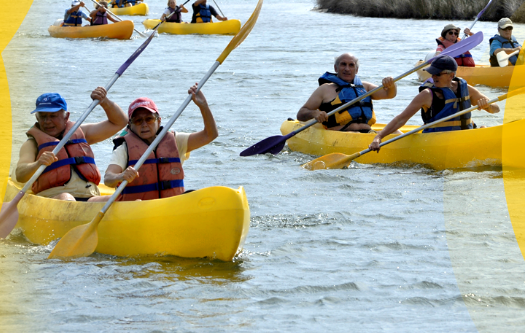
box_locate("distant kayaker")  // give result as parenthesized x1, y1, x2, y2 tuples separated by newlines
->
(296, 53, 398, 133)
(435, 24, 475, 67)
(113, 0, 142, 8)
(15, 88, 128, 202)
(103, 83, 218, 201)
(191, 0, 227, 23)
(63, 1, 91, 27)
(489, 18, 522, 67)
(90, 1, 118, 25)
(368, 56, 499, 152)
(161, 0, 188, 23)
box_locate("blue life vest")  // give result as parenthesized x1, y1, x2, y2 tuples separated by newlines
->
(318, 72, 375, 128)
(489, 35, 520, 66)
(63, 10, 84, 26)
(196, 4, 211, 22)
(419, 77, 472, 133)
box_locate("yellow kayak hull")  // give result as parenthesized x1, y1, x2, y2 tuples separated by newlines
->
(142, 19, 241, 35)
(4, 179, 250, 261)
(415, 60, 518, 88)
(48, 20, 134, 39)
(110, 3, 149, 16)
(280, 119, 525, 170)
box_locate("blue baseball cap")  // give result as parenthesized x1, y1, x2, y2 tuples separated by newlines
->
(424, 55, 458, 75)
(31, 93, 68, 114)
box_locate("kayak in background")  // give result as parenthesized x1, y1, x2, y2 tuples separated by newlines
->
(48, 20, 134, 39)
(142, 19, 241, 35)
(110, 2, 149, 16)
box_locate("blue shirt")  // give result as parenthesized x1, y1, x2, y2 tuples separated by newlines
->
(490, 35, 522, 56)
(64, 9, 90, 22)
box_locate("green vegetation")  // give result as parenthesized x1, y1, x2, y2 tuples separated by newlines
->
(316, 0, 525, 23)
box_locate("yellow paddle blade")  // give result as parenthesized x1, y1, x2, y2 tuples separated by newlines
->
(48, 212, 104, 259)
(302, 152, 362, 171)
(216, 0, 263, 64)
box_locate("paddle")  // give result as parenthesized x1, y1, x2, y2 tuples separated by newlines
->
(302, 88, 525, 171)
(212, 0, 226, 18)
(89, 0, 146, 37)
(47, 0, 264, 260)
(462, 0, 493, 39)
(497, 49, 520, 67)
(239, 32, 484, 157)
(0, 15, 169, 239)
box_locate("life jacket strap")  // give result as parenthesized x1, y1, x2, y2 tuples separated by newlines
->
(42, 156, 96, 174)
(121, 179, 184, 194)
(38, 138, 87, 150)
(128, 157, 181, 166)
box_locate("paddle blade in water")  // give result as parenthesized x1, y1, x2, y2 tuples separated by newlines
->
(0, 191, 24, 238)
(48, 212, 104, 259)
(0, 200, 20, 239)
(302, 152, 361, 171)
(240, 134, 290, 156)
(216, 0, 263, 64)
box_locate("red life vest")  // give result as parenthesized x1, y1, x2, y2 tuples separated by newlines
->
(436, 37, 476, 67)
(27, 121, 101, 194)
(114, 128, 185, 201)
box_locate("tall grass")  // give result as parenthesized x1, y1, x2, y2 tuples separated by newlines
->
(316, 0, 525, 23)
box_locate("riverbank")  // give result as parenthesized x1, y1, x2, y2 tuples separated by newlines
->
(316, 0, 525, 23)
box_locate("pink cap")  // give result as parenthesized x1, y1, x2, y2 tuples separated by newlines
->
(127, 97, 159, 119)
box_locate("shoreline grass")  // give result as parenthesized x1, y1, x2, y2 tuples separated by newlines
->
(316, 0, 525, 23)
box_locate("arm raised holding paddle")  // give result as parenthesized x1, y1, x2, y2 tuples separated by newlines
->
(103, 83, 217, 194)
(15, 87, 127, 202)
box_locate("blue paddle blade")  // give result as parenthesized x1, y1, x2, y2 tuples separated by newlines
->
(240, 133, 293, 156)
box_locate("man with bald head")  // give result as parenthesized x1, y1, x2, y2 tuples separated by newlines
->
(297, 53, 397, 132)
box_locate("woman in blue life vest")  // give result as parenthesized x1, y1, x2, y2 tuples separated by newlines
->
(90, 1, 119, 25)
(191, 0, 227, 23)
(63, 1, 91, 26)
(161, 0, 188, 23)
(368, 56, 500, 152)
(296, 53, 398, 133)
(102, 83, 218, 202)
(489, 18, 522, 67)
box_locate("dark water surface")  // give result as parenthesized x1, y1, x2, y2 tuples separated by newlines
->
(2, 0, 525, 331)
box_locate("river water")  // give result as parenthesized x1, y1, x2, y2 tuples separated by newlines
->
(2, 0, 525, 331)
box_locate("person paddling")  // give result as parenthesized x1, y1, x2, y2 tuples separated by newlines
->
(64, 1, 91, 27)
(489, 18, 522, 67)
(161, 0, 188, 23)
(191, 0, 227, 23)
(297, 53, 398, 133)
(435, 24, 475, 67)
(368, 56, 499, 152)
(90, 1, 118, 25)
(15, 88, 128, 202)
(103, 83, 218, 201)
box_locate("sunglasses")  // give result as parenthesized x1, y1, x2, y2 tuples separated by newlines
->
(447, 31, 459, 36)
(500, 27, 513, 31)
(433, 70, 453, 77)
(130, 115, 158, 126)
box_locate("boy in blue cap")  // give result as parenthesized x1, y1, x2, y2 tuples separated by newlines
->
(64, 1, 91, 26)
(15, 87, 127, 201)
(368, 55, 500, 152)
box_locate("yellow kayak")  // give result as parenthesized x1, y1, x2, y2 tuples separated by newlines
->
(110, 3, 149, 16)
(142, 19, 241, 35)
(280, 119, 525, 170)
(48, 20, 134, 39)
(415, 60, 518, 88)
(4, 178, 250, 261)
